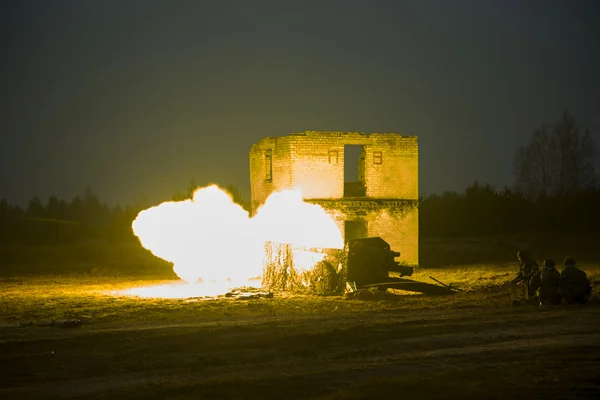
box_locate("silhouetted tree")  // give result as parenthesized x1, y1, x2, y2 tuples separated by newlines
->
(0, 199, 9, 240)
(0, 198, 7, 219)
(105, 205, 136, 242)
(531, 125, 554, 198)
(128, 191, 151, 216)
(513, 144, 534, 199)
(225, 184, 250, 211)
(26, 196, 45, 217)
(81, 186, 105, 238)
(68, 196, 84, 222)
(514, 112, 596, 198)
(46, 195, 68, 220)
(172, 179, 198, 201)
(553, 112, 596, 195)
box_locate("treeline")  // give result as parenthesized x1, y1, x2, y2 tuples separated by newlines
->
(0, 187, 139, 244)
(420, 182, 600, 237)
(513, 112, 596, 199)
(1, 112, 597, 243)
(0, 183, 249, 245)
(421, 111, 599, 237)
(5, 181, 600, 244)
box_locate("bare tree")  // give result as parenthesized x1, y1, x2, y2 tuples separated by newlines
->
(513, 112, 597, 199)
(577, 128, 597, 189)
(513, 144, 534, 199)
(530, 125, 555, 199)
(513, 126, 554, 200)
(553, 112, 596, 195)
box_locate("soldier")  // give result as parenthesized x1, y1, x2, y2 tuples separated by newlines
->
(511, 250, 540, 299)
(537, 258, 562, 306)
(560, 257, 592, 305)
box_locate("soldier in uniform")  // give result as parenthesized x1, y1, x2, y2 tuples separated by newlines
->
(560, 257, 592, 304)
(537, 258, 562, 305)
(511, 250, 540, 299)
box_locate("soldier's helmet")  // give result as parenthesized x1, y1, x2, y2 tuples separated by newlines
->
(517, 250, 529, 260)
(564, 257, 576, 266)
(544, 258, 556, 268)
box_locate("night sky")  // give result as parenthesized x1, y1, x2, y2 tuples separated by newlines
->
(2, 0, 599, 207)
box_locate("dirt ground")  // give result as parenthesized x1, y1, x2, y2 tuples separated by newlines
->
(1, 281, 599, 400)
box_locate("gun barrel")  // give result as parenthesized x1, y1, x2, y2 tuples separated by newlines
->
(388, 263, 414, 277)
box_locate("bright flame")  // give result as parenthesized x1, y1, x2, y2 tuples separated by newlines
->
(132, 185, 261, 288)
(251, 190, 344, 250)
(118, 281, 260, 299)
(291, 250, 328, 272)
(127, 185, 343, 298)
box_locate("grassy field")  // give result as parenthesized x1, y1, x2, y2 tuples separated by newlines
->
(419, 231, 600, 267)
(2, 231, 598, 274)
(1, 237, 599, 399)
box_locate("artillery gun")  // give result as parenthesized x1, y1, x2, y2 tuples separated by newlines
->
(346, 237, 458, 295)
(347, 236, 413, 286)
(262, 236, 459, 295)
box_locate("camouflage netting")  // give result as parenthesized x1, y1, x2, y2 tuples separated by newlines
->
(262, 242, 347, 295)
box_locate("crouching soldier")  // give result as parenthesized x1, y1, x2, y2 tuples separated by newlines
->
(537, 258, 562, 306)
(560, 257, 592, 305)
(511, 250, 540, 299)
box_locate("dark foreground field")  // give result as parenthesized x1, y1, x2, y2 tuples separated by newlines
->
(1, 237, 599, 399)
(1, 273, 599, 400)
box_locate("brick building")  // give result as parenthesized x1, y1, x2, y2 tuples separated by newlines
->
(249, 131, 418, 267)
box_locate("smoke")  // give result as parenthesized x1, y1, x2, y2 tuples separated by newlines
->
(130, 185, 343, 295)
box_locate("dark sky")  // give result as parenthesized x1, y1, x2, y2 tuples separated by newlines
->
(2, 0, 599, 207)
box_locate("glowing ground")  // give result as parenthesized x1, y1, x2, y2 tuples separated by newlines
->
(1, 267, 599, 399)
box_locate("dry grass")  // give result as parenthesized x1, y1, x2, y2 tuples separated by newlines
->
(0, 275, 389, 326)
(412, 263, 600, 290)
(2, 243, 600, 399)
(2, 263, 598, 327)
(1, 237, 598, 329)
(1, 272, 599, 399)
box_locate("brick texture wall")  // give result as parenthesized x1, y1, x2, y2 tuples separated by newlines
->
(363, 135, 418, 200)
(310, 199, 419, 267)
(250, 132, 418, 206)
(249, 136, 294, 211)
(368, 207, 419, 267)
(249, 131, 419, 266)
(289, 134, 345, 199)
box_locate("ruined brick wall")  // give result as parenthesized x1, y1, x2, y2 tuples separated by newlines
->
(368, 207, 419, 267)
(249, 131, 419, 267)
(249, 137, 294, 212)
(287, 132, 417, 201)
(250, 132, 418, 207)
(363, 135, 418, 200)
(288, 133, 345, 199)
(309, 199, 419, 267)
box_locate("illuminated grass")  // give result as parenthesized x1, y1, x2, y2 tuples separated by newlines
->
(2, 261, 599, 399)
(1, 238, 598, 327)
(412, 263, 600, 291)
(0, 275, 385, 325)
(2, 264, 598, 326)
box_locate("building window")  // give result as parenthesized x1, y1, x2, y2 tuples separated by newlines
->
(328, 150, 338, 164)
(265, 149, 272, 182)
(373, 151, 382, 165)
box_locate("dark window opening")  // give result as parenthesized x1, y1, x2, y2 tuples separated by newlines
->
(345, 220, 368, 244)
(265, 149, 272, 182)
(344, 145, 366, 197)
